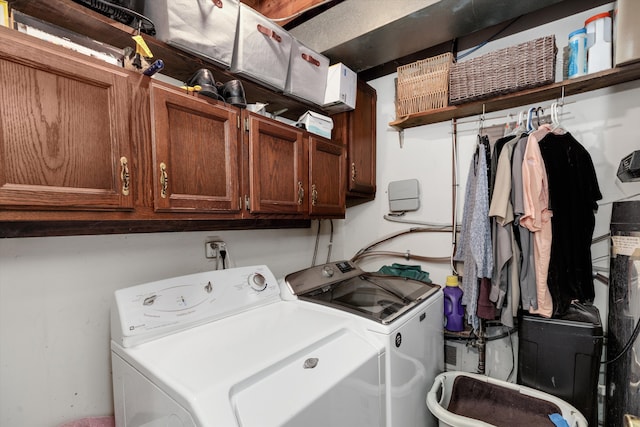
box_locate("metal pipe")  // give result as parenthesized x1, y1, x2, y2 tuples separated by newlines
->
(477, 320, 486, 374)
(451, 118, 459, 275)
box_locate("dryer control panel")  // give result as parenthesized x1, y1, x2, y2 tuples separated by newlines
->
(111, 265, 280, 347)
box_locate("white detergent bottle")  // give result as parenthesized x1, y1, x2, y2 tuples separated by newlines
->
(585, 11, 613, 74)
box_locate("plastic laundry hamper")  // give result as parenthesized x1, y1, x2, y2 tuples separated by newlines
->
(427, 371, 587, 427)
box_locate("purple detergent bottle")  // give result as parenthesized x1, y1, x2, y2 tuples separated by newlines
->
(443, 275, 464, 332)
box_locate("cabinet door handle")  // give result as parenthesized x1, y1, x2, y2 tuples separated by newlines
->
(120, 156, 130, 196)
(351, 162, 357, 182)
(159, 162, 168, 198)
(297, 181, 304, 205)
(311, 184, 318, 206)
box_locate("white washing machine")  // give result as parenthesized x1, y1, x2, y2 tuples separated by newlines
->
(110, 265, 386, 427)
(282, 260, 445, 427)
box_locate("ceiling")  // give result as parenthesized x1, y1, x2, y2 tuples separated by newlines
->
(244, 0, 611, 80)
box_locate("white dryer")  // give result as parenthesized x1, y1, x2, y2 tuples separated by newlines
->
(111, 265, 385, 427)
(283, 260, 445, 427)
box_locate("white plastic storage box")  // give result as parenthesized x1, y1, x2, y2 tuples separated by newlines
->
(231, 4, 293, 91)
(143, 0, 239, 69)
(285, 39, 329, 105)
(323, 63, 357, 113)
(297, 111, 333, 139)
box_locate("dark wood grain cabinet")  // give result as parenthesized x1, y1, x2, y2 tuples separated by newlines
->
(243, 113, 307, 217)
(332, 79, 377, 203)
(0, 27, 133, 212)
(242, 113, 345, 218)
(308, 135, 345, 217)
(150, 83, 242, 215)
(0, 25, 347, 236)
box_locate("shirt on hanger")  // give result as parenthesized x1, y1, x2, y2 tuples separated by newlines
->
(521, 124, 555, 318)
(538, 131, 602, 315)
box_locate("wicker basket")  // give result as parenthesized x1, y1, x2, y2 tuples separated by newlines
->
(449, 35, 557, 105)
(396, 52, 453, 117)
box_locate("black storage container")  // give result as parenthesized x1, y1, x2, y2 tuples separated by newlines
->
(518, 303, 603, 427)
(606, 201, 640, 427)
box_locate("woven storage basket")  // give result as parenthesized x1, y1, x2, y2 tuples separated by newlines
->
(449, 35, 556, 105)
(396, 52, 453, 117)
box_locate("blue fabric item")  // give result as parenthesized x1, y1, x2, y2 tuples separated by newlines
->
(549, 413, 570, 427)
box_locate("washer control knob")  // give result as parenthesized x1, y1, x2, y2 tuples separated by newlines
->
(322, 266, 335, 278)
(248, 272, 267, 291)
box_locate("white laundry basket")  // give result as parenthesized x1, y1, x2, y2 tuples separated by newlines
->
(426, 371, 588, 427)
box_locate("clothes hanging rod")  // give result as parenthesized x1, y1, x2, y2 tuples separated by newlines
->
(451, 100, 575, 126)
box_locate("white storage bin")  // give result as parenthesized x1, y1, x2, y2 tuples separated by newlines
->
(144, 0, 239, 69)
(285, 39, 329, 105)
(231, 4, 293, 91)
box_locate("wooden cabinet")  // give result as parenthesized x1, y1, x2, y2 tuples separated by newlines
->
(332, 79, 377, 202)
(0, 25, 344, 236)
(242, 113, 346, 218)
(0, 27, 133, 212)
(150, 83, 241, 215)
(242, 113, 307, 216)
(308, 135, 345, 217)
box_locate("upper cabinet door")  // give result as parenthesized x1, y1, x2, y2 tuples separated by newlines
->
(0, 30, 133, 211)
(309, 136, 345, 217)
(150, 83, 241, 214)
(348, 80, 377, 196)
(244, 113, 307, 215)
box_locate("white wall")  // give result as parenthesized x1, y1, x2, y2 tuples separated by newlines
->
(2, 3, 640, 426)
(347, 3, 640, 335)
(0, 226, 344, 426)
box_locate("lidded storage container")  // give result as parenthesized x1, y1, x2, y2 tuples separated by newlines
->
(518, 303, 603, 427)
(144, 0, 239, 69)
(231, 4, 293, 91)
(585, 11, 612, 73)
(568, 28, 587, 78)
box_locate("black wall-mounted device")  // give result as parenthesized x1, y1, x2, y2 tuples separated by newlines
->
(617, 150, 640, 182)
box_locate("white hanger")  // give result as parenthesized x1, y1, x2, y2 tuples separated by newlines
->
(550, 101, 564, 132)
(509, 109, 527, 136)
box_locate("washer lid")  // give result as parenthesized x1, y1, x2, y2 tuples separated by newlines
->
(285, 261, 441, 324)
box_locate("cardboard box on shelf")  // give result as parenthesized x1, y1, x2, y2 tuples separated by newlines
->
(323, 63, 356, 113)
